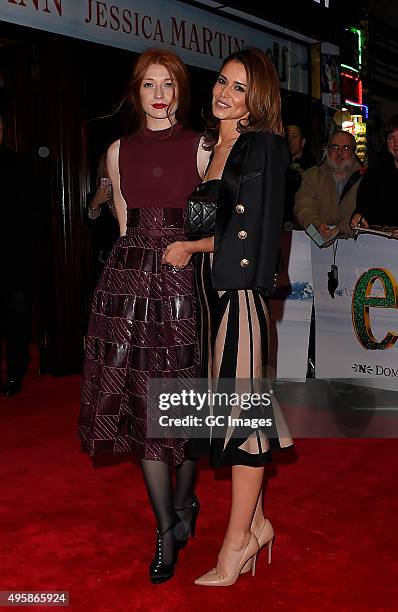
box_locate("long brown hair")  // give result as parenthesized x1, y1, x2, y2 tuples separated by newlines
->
(204, 47, 283, 149)
(125, 48, 190, 128)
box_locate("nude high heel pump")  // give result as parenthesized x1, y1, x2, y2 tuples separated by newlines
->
(194, 533, 259, 587)
(240, 518, 274, 574)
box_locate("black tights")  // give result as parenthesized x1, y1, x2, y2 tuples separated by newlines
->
(140, 458, 197, 564)
(140, 458, 197, 530)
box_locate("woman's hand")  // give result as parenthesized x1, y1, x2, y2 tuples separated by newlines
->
(162, 237, 214, 269)
(161, 241, 193, 269)
(351, 213, 369, 230)
(91, 184, 112, 210)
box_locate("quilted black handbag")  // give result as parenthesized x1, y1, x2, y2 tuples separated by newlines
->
(187, 195, 217, 237)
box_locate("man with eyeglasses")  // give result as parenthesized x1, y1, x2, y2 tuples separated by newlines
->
(294, 130, 362, 241)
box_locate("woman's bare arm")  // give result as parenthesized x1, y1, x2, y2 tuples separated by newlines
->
(106, 140, 127, 236)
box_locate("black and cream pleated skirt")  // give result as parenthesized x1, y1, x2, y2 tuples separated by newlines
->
(192, 251, 293, 467)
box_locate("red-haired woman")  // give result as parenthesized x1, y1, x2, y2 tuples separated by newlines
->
(164, 47, 293, 586)
(79, 49, 209, 584)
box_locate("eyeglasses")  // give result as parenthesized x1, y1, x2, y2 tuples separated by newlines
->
(328, 144, 353, 152)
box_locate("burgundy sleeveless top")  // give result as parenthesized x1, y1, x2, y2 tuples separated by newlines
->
(118, 123, 201, 209)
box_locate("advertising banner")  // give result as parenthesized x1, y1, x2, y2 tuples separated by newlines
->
(312, 234, 398, 390)
(321, 41, 340, 107)
(1, 0, 309, 93)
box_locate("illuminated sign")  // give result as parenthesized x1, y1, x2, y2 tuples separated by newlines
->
(341, 71, 362, 104)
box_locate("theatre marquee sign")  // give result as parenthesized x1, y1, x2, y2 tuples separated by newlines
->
(1, 0, 309, 94)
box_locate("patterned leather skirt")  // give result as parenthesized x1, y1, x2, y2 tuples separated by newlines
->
(79, 208, 199, 465)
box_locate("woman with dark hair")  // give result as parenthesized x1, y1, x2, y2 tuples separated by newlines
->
(351, 114, 398, 234)
(164, 47, 293, 586)
(79, 49, 209, 584)
(87, 152, 119, 282)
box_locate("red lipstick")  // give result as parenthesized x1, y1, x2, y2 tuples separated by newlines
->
(152, 103, 167, 109)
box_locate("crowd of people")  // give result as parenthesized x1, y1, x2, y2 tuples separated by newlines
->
(293, 115, 398, 241)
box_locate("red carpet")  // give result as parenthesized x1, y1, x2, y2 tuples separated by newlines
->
(1, 374, 398, 611)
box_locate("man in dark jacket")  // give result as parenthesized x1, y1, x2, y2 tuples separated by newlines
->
(351, 114, 398, 233)
(286, 124, 317, 172)
(284, 124, 317, 228)
(0, 112, 33, 395)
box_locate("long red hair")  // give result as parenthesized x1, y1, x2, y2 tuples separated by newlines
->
(126, 48, 190, 127)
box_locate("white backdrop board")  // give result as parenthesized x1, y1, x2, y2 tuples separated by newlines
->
(311, 234, 398, 390)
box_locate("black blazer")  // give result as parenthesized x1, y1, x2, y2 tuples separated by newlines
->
(212, 131, 289, 294)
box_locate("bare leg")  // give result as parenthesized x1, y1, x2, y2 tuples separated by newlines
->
(251, 490, 265, 534)
(216, 465, 264, 576)
(238, 489, 266, 574)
